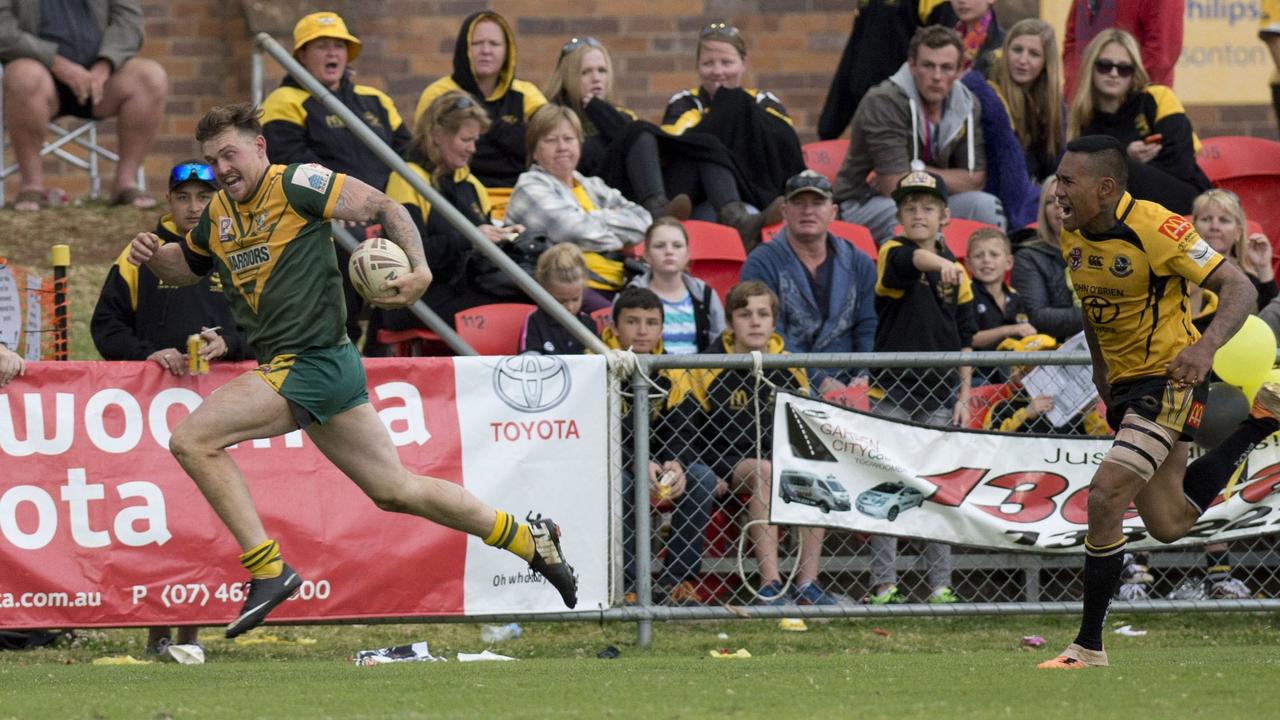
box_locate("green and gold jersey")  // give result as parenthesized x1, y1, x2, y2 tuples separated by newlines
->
(182, 163, 348, 362)
(1061, 192, 1224, 385)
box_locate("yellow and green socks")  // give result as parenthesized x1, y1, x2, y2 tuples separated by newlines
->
(240, 539, 284, 579)
(484, 511, 534, 562)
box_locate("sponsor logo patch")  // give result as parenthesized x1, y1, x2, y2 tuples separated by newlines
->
(1088, 254, 1103, 269)
(1159, 214, 1194, 244)
(1110, 255, 1133, 278)
(292, 163, 333, 194)
(1069, 247, 1082, 271)
(1185, 238, 1219, 268)
(218, 217, 234, 243)
(227, 244, 271, 273)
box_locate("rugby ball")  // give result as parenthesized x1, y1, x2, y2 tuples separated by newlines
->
(348, 237, 410, 301)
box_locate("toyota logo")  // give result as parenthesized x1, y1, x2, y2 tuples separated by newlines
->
(492, 355, 572, 413)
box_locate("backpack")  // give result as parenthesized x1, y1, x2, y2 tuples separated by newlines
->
(465, 231, 553, 299)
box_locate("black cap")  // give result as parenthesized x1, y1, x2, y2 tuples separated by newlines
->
(784, 170, 834, 201)
(891, 169, 948, 204)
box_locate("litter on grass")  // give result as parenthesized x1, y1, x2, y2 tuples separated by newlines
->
(1020, 635, 1046, 648)
(710, 648, 752, 659)
(1114, 625, 1148, 637)
(166, 643, 205, 665)
(92, 655, 152, 665)
(778, 618, 808, 632)
(234, 632, 317, 646)
(354, 641, 446, 667)
(457, 650, 516, 662)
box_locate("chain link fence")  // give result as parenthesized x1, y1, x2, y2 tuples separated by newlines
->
(612, 349, 1280, 641)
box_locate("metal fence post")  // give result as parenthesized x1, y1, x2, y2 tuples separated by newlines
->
(632, 365, 653, 647)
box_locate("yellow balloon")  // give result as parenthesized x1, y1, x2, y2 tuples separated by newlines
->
(1213, 316, 1277, 389)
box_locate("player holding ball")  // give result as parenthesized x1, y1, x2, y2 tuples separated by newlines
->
(129, 103, 578, 638)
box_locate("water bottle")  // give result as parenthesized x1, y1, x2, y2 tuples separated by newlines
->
(480, 623, 522, 643)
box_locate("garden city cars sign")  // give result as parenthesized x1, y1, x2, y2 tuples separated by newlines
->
(492, 355, 571, 413)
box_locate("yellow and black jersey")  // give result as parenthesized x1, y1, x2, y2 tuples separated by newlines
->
(874, 237, 976, 352)
(384, 162, 490, 231)
(661, 86, 793, 135)
(1081, 86, 1210, 193)
(182, 163, 348, 362)
(261, 74, 410, 190)
(1061, 192, 1224, 385)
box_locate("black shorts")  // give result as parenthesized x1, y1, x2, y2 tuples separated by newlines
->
(1105, 375, 1208, 442)
(55, 81, 95, 120)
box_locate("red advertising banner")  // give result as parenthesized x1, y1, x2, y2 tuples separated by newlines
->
(0, 357, 609, 629)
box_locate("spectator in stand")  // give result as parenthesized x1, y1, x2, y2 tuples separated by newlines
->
(952, 0, 1003, 77)
(833, 26, 1004, 243)
(1190, 190, 1278, 325)
(545, 36, 776, 249)
(671, 281, 841, 606)
(866, 170, 975, 605)
(1068, 30, 1210, 216)
(662, 21, 802, 245)
(506, 105, 651, 306)
(0, 343, 23, 386)
(982, 334, 1109, 436)
(91, 160, 249, 373)
(415, 11, 545, 201)
(1264, 6, 1280, 135)
(519, 242, 595, 355)
(0, 0, 166, 211)
(965, 227, 1034, 383)
(1062, 0, 1182, 102)
(987, 19, 1065, 184)
(817, 0, 957, 141)
(380, 90, 523, 339)
(1011, 177, 1083, 343)
(625, 218, 725, 354)
(263, 12, 409, 192)
(262, 11, 412, 347)
(740, 171, 878, 393)
(604, 287, 718, 606)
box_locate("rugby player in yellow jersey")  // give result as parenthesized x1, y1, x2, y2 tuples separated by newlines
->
(1038, 135, 1280, 669)
(129, 103, 577, 638)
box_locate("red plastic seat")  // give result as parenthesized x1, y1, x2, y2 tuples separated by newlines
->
(801, 139, 849, 184)
(682, 219, 746, 303)
(1197, 136, 1280, 249)
(942, 217, 998, 263)
(376, 327, 450, 357)
(454, 303, 536, 356)
(760, 220, 878, 260)
(822, 383, 871, 411)
(967, 382, 1016, 429)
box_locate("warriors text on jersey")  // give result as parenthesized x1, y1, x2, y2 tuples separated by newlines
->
(181, 163, 349, 362)
(1060, 192, 1223, 385)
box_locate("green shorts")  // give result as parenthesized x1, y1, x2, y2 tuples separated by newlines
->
(254, 343, 368, 427)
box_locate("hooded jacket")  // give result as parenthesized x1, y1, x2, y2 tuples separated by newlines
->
(626, 270, 726, 353)
(91, 214, 248, 362)
(1009, 239, 1083, 343)
(960, 71, 1039, 230)
(262, 72, 410, 190)
(413, 12, 546, 188)
(667, 331, 809, 477)
(739, 228, 878, 385)
(834, 62, 984, 205)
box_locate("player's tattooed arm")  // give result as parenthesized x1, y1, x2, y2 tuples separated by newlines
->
(1197, 260, 1257, 352)
(332, 175, 429, 271)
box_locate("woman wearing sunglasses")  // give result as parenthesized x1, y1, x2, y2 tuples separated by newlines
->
(1067, 29, 1209, 214)
(662, 22, 804, 232)
(545, 36, 775, 250)
(375, 90, 525, 339)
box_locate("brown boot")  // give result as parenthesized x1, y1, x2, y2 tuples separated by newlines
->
(718, 201, 768, 253)
(642, 193, 692, 221)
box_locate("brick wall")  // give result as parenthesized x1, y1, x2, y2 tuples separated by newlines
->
(9, 0, 1278, 200)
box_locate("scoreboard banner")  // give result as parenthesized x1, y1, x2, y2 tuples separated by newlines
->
(0, 356, 608, 628)
(771, 392, 1280, 552)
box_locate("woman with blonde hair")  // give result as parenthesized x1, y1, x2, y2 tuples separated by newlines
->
(375, 89, 526, 343)
(989, 18, 1064, 182)
(545, 37, 773, 248)
(1190, 189, 1277, 324)
(1010, 177, 1084, 342)
(1067, 29, 1209, 213)
(519, 243, 597, 354)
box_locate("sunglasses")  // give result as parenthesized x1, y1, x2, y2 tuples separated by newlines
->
(700, 21, 740, 38)
(449, 95, 474, 111)
(559, 36, 602, 61)
(169, 163, 215, 185)
(786, 173, 832, 195)
(1094, 59, 1135, 77)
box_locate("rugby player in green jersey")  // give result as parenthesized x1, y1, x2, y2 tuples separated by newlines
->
(130, 103, 576, 638)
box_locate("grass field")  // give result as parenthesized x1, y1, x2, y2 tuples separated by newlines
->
(2, 613, 1278, 719)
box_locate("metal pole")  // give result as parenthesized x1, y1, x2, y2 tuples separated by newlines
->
(632, 367, 653, 647)
(252, 33, 609, 355)
(251, 49, 264, 107)
(330, 224, 476, 355)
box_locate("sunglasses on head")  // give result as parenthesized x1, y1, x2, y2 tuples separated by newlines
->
(170, 163, 215, 185)
(1094, 59, 1135, 77)
(700, 21, 740, 38)
(449, 95, 474, 111)
(559, 36, 602, 61)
